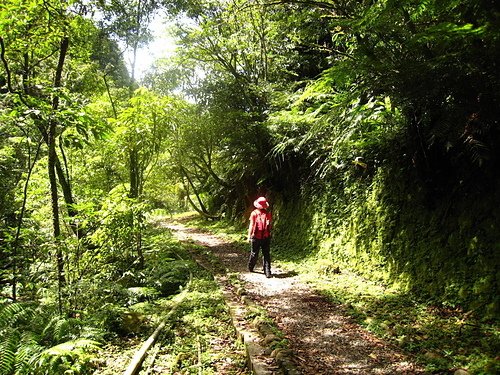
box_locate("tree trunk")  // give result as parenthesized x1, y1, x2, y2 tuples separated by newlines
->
(180, 166, 219, 219)
(135, 213, 144, 268)
(129, 148, 140, 198)
(48, 119, 64, 286)
(51, 36, 69, 313)
(12, 137, 43, 301)
(128, 149, 144, 266)
(56, 142, 83, 238)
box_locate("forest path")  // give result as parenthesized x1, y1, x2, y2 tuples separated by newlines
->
(164, 220, 425, 375)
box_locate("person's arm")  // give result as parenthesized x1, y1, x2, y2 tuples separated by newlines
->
(248, 211, 255, 241)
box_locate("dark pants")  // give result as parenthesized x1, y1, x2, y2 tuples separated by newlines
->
(248, 237, 271, 275)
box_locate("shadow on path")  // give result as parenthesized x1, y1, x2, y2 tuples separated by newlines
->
(272, 271, 299, 279)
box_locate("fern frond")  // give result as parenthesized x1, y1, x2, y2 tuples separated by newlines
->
(35, 339, 101, 375)
(79, 326, 106, 341)
(52, 317, 74, 342)
(0, 328, 20, 375)
(0, 303, 25, 327)
(464, 137, 490, 166)
(15, 340, 44, 375)
(42, 316, 82, 343)
(43, 339, 101, 355)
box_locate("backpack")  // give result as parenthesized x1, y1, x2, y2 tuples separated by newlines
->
(252, 210, 271, 239)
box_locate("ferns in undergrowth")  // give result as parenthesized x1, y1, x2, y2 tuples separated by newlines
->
(0, 303, 37, 375)
(36, 339, 101, 375)
(42, 315, 82, 343)
(0, 302, 35, 327)
(13, 331, 45, 375)
(0, 327, 19, 375)
(0, 323, 38, 374)
(0, 302, 102, 375)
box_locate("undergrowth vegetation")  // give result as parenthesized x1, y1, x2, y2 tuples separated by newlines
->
(272, 167, 500, 318)
(93, 219, 248, 375)
(0, 220, 242, 375)
(149, 276, 248, 374)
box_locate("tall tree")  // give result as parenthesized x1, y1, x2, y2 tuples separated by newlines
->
(0, 0, 110, 305)
(49, 36, 70, 309)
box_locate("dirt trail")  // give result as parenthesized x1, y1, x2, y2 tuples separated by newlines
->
(165, 221, 425, 375)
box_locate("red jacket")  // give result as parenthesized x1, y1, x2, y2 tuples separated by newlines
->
(248, 209, 272, 239)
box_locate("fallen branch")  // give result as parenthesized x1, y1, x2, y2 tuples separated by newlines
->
(124, 320, 168, 375)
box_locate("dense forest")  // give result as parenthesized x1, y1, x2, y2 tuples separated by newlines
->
(0, 0, 499, 374)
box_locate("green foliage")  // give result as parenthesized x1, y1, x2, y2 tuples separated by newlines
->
(167, 99, 270, 217)
(88, 186, 148, 265)
(274, 160, 500, 314)
(270, 87, 401, 181)
(147, 259, 191, 296)
(269, 160, 500, 372)
(0, 222, 196, 372)
(0, 303, 40, 375)
(126, 287, 160, 305)
(105, 87, 184, 198)
(141, 228, 194, 295)
(168, 0, 284, 215)
(0, 303, 102, 375)
(36, 339, 101, 375)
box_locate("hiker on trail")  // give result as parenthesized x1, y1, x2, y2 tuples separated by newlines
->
(247, 196, 272, 278)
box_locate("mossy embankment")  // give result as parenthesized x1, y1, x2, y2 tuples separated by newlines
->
(267, 162, 500, 374)
(272, 164, 499, 319)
